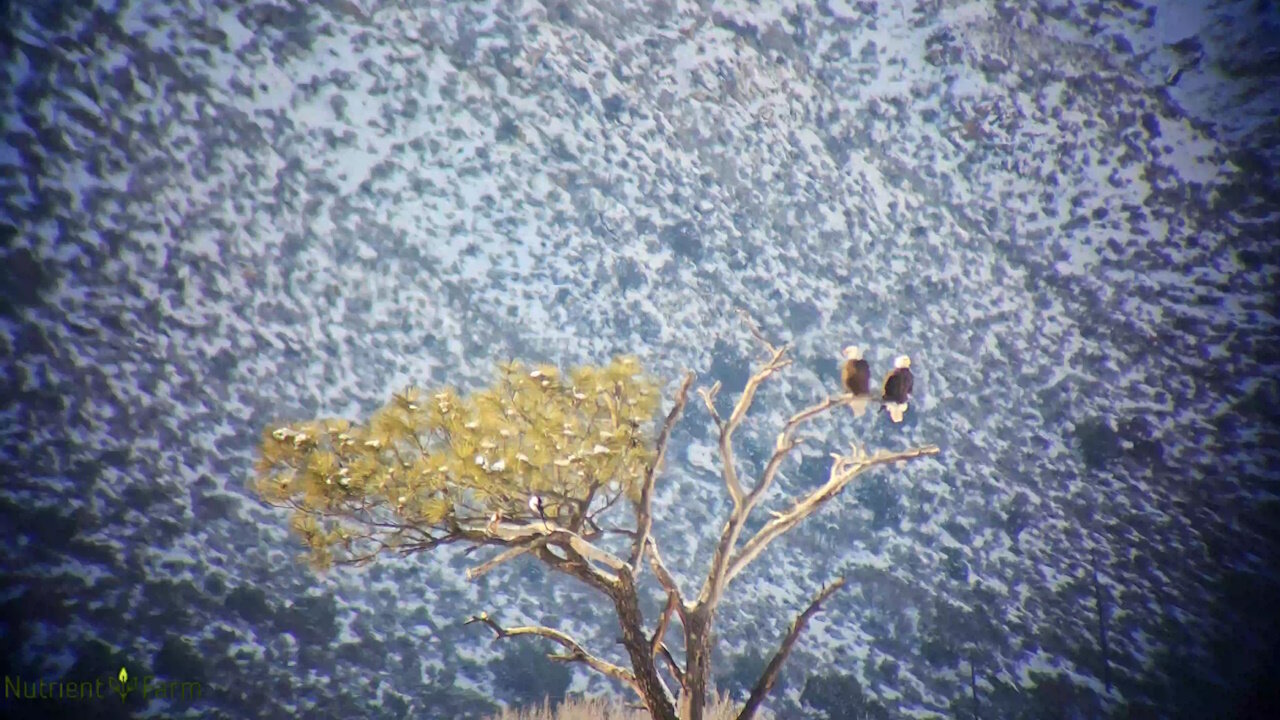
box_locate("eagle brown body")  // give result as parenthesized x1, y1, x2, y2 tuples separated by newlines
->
(841, 346, 872, 418)
(881, 355, 913, 423)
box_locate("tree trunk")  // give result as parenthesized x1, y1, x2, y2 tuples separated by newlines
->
(684, 609, 713, 720)
(613, 572, 679, 720)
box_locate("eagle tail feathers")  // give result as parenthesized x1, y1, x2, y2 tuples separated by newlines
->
(885, 402, 907, 423)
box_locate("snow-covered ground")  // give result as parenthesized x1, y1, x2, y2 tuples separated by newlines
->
(2, 0, 1277, 718)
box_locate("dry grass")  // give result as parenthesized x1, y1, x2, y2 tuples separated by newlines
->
(486, 691, 759, 720)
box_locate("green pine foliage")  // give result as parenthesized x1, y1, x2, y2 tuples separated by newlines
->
(253, 357, 660, 570)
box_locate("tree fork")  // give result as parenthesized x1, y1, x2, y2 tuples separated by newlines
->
(612, 570, 679, 720)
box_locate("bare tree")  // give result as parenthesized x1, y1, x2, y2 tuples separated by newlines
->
(254, 318, 939, 719)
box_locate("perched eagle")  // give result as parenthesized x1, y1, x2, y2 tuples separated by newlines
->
(840, 345, 872, 418)
(881, 355, 913, 423)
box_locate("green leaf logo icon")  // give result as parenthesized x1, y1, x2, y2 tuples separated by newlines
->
(114, 666, 133, 701)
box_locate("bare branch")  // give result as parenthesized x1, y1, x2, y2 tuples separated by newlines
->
(724, 445, 941, 586)
(737, 578, 847, 720)
(590, 485, 628, 523)
(698, 381, 725, 430)
(725, 345, 791, 435)
(458, 520, 626, 587)
(466, 613, 641, 697)
(718, 344, 792, 508)
(651, 590, 678, 658)
(735, 308, 777, 355)
(572, 484, 597, 533)
(750, 394, 850, 501)
(631, 371, 696, 572)
(658, 642, 686, 689)
(647, 591, 687, 690)
(696, 342, 797, 608)
(532, 544, 617, 598)
(646, 538, 688, 622)
(554, 529, 626, 576)
(466, 535, 548, 581)
(457, 520, 540, 545)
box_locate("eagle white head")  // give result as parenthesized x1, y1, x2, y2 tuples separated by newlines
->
(842, 345, 864, 361)
(894, 355, 912, 369)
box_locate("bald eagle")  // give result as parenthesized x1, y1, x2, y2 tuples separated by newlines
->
(881, 355, 913, 423)
(840, 346, 872, 418)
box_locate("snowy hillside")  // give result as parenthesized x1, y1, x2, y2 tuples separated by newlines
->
(2, 0, 1277, 718)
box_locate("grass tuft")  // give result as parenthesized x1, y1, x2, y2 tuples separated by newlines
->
(485, 691, 759, 720)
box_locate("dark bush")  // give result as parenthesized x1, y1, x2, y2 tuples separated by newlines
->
(490, 638, 572, 707)
(802, 671, 886, 720)
(855, 476, 902, 530)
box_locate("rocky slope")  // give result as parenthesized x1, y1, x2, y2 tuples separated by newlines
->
(2, 0, 1277, 718)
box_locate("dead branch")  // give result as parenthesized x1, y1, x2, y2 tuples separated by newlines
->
(466, 535, 548, 581)
(590, 485, 629, 524)
(735, 308, 778, 355)
(499, 544, 675, 717)
(649, 590, 687, 691)
(465, 613, 641, 697)
(646, 538, 689, 622)
(651, 590, 679, 657)
(697, 350, 835, 609)
(658, 642, 686, 689)
(751, 394, 851, 501)
(737, 578, 847, 720)
(715, 344, 792, 510)
(459, 518, 628, 593)
(724, 444, 941, 586)
(698, 381, 725, 430)
(554, 529, 627, 575)
(631, 371, 696, 573)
